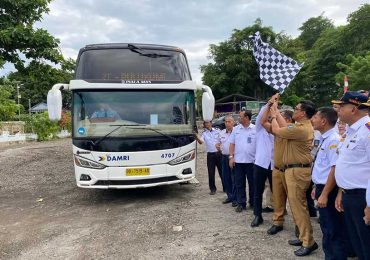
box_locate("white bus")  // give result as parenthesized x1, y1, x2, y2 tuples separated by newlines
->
(47, 43, 214, 189)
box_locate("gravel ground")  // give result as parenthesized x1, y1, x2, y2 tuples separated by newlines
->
(0, 138, 324, 259)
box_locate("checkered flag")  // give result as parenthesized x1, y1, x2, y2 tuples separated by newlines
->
(249, 31, 303, 93)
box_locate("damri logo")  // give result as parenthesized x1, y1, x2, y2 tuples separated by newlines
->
(98, 155, 107, 161)
(99, 155, 130, 162)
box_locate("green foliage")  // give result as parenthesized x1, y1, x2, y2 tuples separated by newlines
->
(17, 114, 35, 133)
(0, 80, 19, 120)
(201, 19, 286, 101)
(31, 112, 60, 141)
(336, 52, 370, 91)
(6, 59, 75, 109)
(280, 94, 302, 107)
(343, 4, 370, 55)
(59, 111, 72, 132)
(0, 0, 63, 70)
(298, 14, 334, 50)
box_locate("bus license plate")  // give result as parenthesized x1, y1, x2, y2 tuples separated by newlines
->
(126, 168, 150, 176)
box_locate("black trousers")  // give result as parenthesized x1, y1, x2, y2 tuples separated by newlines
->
(315, 185, 348, 260)
(253, 164, 272, 217)
(342, 190, 370, 260)
(234, 163, 254, 207)
(306, 181, 317, 217)
(206, 152, 222, 192)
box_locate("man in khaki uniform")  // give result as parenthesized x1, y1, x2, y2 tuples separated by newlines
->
(263, 109, 293, 235)
(270, 100, 318, 257)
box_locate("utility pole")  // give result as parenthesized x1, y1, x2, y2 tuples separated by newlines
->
(17, 83, 21, 120)
(29, 99, 31, 116)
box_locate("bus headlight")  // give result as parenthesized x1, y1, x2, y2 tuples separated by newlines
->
(74, 155, 106, 169)
(168, 150, 195, 165)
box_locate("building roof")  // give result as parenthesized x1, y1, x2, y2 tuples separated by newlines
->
(29, 102, 48, 113)
(215, 94, 258, 104)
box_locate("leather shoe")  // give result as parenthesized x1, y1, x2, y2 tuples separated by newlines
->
(222, 198, 232, 204)
(294, 242, 318, 256)
(209, 190, 216, 195)
(267, 225, 283, 235)
(231, 202, 238, 207)
(250, 215, 263, 227)
(288, 239, 303, 246)
(235, 205, 246, 212)
(262, 206, 274, 213)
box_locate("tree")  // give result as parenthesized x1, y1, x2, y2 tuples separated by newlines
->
(0, 79, 19, 121)
(298, 4, 370, 104)
(0, 0, 63, 69)
(336, 52, 370, 91)
(201, 19, 292, 101)
(298, 14, 334, 50)
(342, 4, 370, 55)
(7, 58, 75, 109)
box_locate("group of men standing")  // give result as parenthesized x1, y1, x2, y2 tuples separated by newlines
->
(195, 91, 370, 258)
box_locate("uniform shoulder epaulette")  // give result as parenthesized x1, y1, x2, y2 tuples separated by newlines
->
(366, 122, 370, 131)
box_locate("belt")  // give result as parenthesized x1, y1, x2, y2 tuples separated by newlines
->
(207, 152, 218, 154)
(342, 188, 366, 195)
(284, 163, 311, 169)
(274, 166, 285, 172)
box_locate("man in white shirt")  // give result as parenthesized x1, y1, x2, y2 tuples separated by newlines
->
(311, 107, 349, 259)
(195, 121, 223, 195)
(217, 115, 236, 205)
(250, 101, 274, 227)
(229, 110, 256, 213)
(333, 92, 370, 259)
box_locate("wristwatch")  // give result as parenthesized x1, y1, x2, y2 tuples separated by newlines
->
(228, 155, 234, 159)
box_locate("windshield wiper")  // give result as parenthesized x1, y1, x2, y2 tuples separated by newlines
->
(128, 44, 172, 58)
(89, 123, 145, 149)
(89, 124, 179, 149)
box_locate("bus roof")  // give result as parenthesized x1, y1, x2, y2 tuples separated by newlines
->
(80, 43, 186, 55)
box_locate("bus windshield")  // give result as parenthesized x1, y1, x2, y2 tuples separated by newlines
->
(73, 90, 195, 138)
(75, 48, 191, 82)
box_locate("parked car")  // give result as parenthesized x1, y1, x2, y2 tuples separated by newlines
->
(251, 113, 258, 125)
(212, 114, 239, 130)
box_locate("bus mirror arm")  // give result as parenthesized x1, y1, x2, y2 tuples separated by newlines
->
(197, 84, 215, 122)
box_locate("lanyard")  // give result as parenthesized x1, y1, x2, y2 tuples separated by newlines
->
(312, 136, 328, 168)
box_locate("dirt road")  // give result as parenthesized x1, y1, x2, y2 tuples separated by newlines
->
(0, 139, 323, 259)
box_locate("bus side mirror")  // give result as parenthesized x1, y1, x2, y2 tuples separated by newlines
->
(201, 85, 215, 121)
(47, 84, 67, 121)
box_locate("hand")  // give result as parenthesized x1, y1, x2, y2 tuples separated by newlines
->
(271, 101, 278, 110)
(364, 206, 370, 225)
(229, 158, 235, 169)
(269, 107, 277, 117)
(215, 143, 221, 151)
(317, 194, 328, 208)
(268, 93, 280, 105)
(311, 187, 316, 200)
(335, 190, 344, 212)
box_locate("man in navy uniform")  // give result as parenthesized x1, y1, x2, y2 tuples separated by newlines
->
(311, 107, 349, 259)
(217, 115, 236, 205)
(333, 92, 370, 260)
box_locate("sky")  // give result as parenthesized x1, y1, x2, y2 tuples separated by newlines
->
(1, 0, 368, 83)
